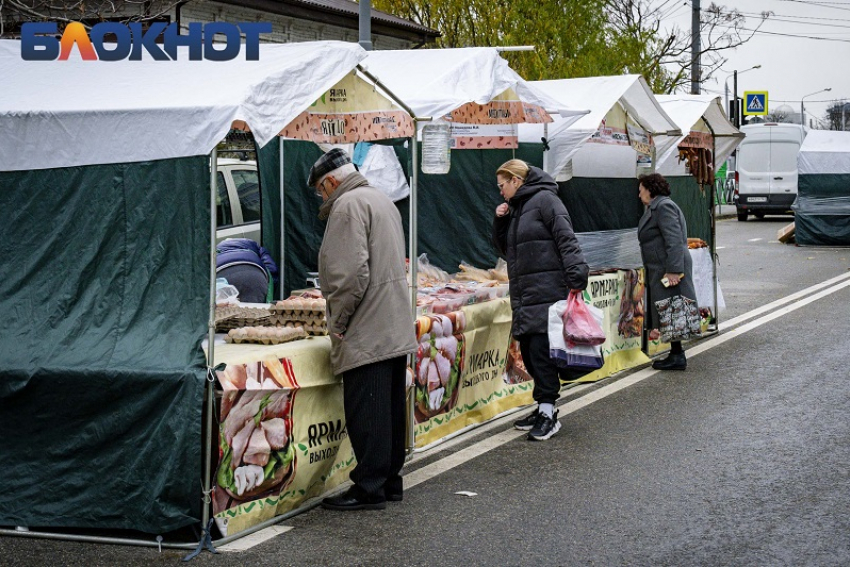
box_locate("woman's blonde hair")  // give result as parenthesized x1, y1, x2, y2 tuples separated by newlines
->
(496, 159, 529, 181)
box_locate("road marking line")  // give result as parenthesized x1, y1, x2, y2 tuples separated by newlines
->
(409, 384, 594, 460)
(748, 238, 763, 242)
(719, 270, 850, 331)
(255, 273, 850, 549)
(217, 525, 293, 552)
(716, 246, 726, 250)
(404, 276, 850, 492)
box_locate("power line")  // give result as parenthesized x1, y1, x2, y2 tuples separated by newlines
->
(726, 14, 850, 29)
(729, 9, 850, 23)
(774, 0, 850, 13)
(716, 24, 850, 42)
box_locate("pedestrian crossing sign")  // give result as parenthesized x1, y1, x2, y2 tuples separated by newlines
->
(744, 91, 768, 116)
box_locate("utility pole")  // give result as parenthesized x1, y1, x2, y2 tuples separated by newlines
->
(359, 0, 373, 51)
(733, 70, 739, 128)
(691, 0, 701, 94)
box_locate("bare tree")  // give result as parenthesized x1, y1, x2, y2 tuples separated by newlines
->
(825, 101, 850, 131)
(605, 1, 769, 93)
(764, 109, 791, 123)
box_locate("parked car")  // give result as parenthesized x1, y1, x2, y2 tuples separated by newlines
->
(215, 158, 261, 243)
(735, 123, 806, 221)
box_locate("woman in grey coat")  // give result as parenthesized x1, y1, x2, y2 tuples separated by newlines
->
(637, 173, 698, 371)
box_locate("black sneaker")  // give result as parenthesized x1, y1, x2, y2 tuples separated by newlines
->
(514, 408, 540, 431)
(528, 410, 561, 441)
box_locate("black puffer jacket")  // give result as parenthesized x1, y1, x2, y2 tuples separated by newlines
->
(492, 166, 589, 337)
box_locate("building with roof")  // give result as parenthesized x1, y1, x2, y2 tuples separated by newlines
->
(1, 0, 440, 50)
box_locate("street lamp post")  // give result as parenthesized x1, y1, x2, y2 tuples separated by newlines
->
(801, 88, 832, 128)
(724, 65, 761, 127)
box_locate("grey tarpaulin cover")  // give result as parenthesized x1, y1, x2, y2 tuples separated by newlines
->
(0, 158, 210, 532)
(794, 130, 850, 246)
(576, 229, 643, 270)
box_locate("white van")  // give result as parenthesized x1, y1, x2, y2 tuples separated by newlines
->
(215, 158, 261, 243)
(735, 123, 806, 221)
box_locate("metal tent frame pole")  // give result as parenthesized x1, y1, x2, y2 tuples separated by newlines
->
(203, 148, 219, 529)
(705, 123, 720, 333)
(279, 136, 286, 299)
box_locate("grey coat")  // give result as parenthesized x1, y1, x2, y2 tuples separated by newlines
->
(318, 172, 418, 375)
(637, 195, 697, 329)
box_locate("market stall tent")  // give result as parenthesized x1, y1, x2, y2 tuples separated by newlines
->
(654, 94, 743, 321)
(655, 94, 744, 177)
(795, 129, 850, 245)
(519, 75, 680, 179)
(263, 47, 589, 294)
(0, 39, 365, 538)
(517, 75, 681, 234)
(655, 94, 745, 243)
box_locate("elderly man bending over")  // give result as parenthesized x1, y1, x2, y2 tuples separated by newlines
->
(309, 148, 417, 511)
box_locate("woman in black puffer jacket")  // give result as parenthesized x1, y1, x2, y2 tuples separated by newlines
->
(492, 159, 589, 441)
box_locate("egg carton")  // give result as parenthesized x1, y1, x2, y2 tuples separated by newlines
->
(270, 298, 327, 318)
(270, 313, 325, 325)
(216, 314, 275, 332)
(224, 325, 307, 345)
(278, 320, 328, 337)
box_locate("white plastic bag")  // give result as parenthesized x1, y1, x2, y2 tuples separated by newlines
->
(548, 300, 604, 370)
(216, 278, 240, 305)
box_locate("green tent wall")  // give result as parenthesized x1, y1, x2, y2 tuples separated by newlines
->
(0, 158, 210, 533)
(258, 141, 712, 296)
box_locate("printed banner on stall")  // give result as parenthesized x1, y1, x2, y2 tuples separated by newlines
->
(627, 123, 653, 155)
(679, 130, 713, 150)
(413, 298, 533, 447)
(569, 269, 651, 382)
(588, 117, 629, 146)
(449, 87, 552, 125)
(212, 339, 355, 537)
(450, 123, 518, 150)
(278, 71, 414, 143)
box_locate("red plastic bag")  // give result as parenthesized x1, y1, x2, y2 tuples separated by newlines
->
(562, 290, 606, 346)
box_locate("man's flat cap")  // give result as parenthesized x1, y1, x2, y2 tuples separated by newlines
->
(307, 148, 353, 188)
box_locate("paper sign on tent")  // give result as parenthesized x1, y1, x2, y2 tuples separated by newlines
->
(744, 91, 768, 116)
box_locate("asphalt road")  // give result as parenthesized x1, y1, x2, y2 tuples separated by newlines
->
(3, 214, 850, 567)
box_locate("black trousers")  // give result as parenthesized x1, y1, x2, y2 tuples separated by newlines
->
(342, 355, 407, 502)
(518, 334, 562, 405)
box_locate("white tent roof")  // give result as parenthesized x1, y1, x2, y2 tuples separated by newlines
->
(654, 94, 744, 175)
(517, 75, 680, 176)
(360, 47, 585, 122)
(799, 129, 850, 175)
(0, 40, 366, 171)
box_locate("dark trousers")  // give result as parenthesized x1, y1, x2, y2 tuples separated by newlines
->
(518, 334, 562, 405)
(342, 355, 407, 502)
(217, 264, 268, 303)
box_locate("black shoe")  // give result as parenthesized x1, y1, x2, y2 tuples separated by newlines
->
(321, 491, 386, 511)
(386, 492, 403, 502)
(514, 408, 540, 431)
(528, 410, 561, 441)
(652, 352, 687, 371)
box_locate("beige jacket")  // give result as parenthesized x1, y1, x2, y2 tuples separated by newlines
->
(318, 172, 417, 375)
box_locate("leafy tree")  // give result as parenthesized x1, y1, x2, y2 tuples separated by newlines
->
(373, 0, 621, 80)
(375, 0, 767, 91)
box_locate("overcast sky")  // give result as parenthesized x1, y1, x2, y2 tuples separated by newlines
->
(667, 0, 850, 127)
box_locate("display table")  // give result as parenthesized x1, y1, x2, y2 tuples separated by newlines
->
(208, 269, 651, 535)
(210, 336, 354, 537)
